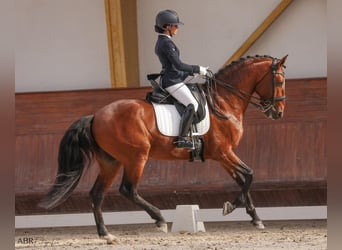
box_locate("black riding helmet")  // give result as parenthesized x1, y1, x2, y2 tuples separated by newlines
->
(155, 9, 184, 32)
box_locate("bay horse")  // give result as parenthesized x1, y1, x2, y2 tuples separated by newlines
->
(39, 55, 287, 244)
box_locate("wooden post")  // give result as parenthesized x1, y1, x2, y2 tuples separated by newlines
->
(105, 0, 127, 88)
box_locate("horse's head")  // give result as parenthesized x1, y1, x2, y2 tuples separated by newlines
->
(205, 55, 288, 120)
(254, 55, 288, 120)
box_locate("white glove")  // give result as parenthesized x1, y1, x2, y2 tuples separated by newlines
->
(199, 66, 209, 76)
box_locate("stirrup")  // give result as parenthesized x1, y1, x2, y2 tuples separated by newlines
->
(174, 138, 194, 149)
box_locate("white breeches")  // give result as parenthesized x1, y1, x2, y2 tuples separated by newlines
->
(165, 82, 198, 112)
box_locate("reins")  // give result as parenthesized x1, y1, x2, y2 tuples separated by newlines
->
(203, 58, 286, 119)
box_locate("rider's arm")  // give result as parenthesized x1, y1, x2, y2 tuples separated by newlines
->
(164, 41, 200, 75)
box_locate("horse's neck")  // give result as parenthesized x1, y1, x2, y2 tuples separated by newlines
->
(213, 87, 246, 121)
(214, 74, 255, 116)
(214, 59, 271, 116)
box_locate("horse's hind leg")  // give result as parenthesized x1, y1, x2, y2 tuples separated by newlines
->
(119, 160, 167, 232)
(89, 151, 122, 244)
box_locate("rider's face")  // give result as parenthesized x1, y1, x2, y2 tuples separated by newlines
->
(170, 25, 179, 36)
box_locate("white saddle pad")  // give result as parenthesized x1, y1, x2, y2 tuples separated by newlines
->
(152, 102, 210, 136)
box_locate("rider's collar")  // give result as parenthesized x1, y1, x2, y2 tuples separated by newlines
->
(159, 34, 171, 39)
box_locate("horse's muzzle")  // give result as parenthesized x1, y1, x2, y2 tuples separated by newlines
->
(264, 107, 283, 120)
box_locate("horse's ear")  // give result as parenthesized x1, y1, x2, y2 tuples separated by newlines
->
(278, 54, 288, 67)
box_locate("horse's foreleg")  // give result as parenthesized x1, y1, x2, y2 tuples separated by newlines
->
(220, 153, 264, 229)
(119, 171, 167, 232)
(89, 157, 122, 244)
(244, 192, 264, 229)
(227, 163, 264, 229)
(222, 163, 252, 214)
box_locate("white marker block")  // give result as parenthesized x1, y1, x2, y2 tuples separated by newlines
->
(171, 205, 206, 233)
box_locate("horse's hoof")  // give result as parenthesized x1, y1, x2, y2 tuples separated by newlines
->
(101, 234, 118, 244)
(156, 222, 168, 233)
(252, 220, 265, 229)
(223, 201, 234, 215)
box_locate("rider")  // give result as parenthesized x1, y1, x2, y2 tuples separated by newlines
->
(154, 9, 208, 148)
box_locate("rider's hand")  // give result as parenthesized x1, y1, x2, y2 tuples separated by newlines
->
(199, 66, 209, 76)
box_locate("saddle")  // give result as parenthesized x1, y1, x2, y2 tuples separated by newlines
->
(145, 73, 208, 162)
(145, 74, 207, 123)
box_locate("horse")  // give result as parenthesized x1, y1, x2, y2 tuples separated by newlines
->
(39, 54, 288, 244)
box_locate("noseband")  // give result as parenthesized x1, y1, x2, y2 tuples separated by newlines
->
(204, 58, 286, 119)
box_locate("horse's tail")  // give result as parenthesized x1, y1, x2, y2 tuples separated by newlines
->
(38, 115, 96, 210)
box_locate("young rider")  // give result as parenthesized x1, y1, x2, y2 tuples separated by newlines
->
(154, 9, 208, 148)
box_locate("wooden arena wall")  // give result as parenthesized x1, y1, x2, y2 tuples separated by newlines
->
(15, 78, 327, 215)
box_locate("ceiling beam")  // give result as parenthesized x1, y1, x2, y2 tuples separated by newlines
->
(223, 0, 294, 67)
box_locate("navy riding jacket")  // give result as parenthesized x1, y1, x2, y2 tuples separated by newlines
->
(155, 34, 200, 88)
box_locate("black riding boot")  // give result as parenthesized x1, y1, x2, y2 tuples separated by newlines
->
(176, 104, 195, 148)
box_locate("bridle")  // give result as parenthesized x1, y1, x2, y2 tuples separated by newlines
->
(258, 58, 286, 112)
(204, 58, 286, 119)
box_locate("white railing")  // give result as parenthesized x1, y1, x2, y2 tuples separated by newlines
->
(15, 206, 327, 231)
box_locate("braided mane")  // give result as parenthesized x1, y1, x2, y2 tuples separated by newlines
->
(216, 54, 274, 77)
